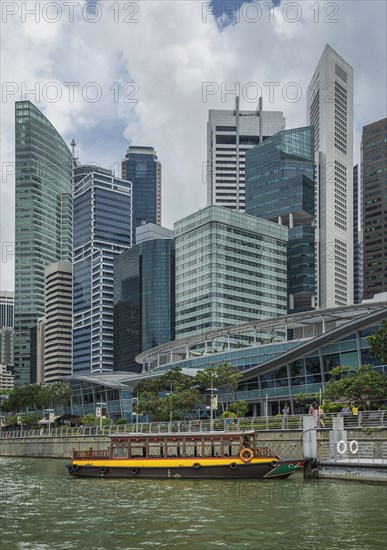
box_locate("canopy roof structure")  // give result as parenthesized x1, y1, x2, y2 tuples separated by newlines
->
(135, 301, 387, 371)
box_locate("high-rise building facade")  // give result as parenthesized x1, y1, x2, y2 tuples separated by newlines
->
(207, 100, 286, 211)
(44, 262, 72, 383)
(121, 146, 161, 245)
(73, 165, 132, 374)
(14, 101, 72, 385)
(0, 291, 14, 328)
(353, 165, 363, 304)
(361, 118, 387, 299)
(113, 226, 175, 372)
(0, 327, 14, 367)
(136, 223, 174, 244)
(307, 45, 354, 308)
(245, 126, 316, 312)
(175, 206, 288, 339)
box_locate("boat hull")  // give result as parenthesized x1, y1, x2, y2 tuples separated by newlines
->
(66, 459, 306, 480)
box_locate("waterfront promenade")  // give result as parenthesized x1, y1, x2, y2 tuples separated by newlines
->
(1, 414, 386, 466)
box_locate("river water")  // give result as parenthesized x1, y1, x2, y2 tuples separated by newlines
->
(0, 457, 386, 550)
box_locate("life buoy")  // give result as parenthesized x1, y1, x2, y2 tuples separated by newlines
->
(239, 449, 254, 463)
(70, 465, 79, 472)
(131, 468, 139, 475)
(270, 460, 278, 468)
(100, 467, 108, 475)
(193, 463, 201, 469)
(230, 462, 238, 470)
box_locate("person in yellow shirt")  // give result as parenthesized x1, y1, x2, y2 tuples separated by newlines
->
(352, 405, 359, 416)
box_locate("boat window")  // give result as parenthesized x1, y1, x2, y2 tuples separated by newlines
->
(130, 439, 146, 458)
(203, 439, 221, 457)
(185, 439, 202, 457)
(223, 438, 240, 457)
(166, 441, 180, 457)
(112, 443, 128, 458)
(149, 440, 164, 458)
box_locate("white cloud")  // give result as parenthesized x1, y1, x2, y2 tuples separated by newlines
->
(0, 0, 386, 290)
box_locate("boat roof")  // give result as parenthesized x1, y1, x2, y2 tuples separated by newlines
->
(110, 430, 255, 438)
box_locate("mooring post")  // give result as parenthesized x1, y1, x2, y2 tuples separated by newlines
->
(302, 415, 318, 479)
(329, 415, 347, 459)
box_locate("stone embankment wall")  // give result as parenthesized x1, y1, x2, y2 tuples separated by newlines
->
(1, 429, 386, 459)
(0, 435, 110, 458)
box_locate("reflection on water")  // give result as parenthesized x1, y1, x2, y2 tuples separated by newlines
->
(0, 458, 386, 549)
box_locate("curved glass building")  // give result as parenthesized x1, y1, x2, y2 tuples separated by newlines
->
(14, 101, 72, 385)
(68, 302, 386, 420)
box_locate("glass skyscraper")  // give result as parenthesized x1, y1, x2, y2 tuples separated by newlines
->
(175, 206, 288, 340)
(113, 228, 175, 372)
(245, 126, 316, 312)
(361, 118, 387, 299)
(14, 101, 72, 385)
(121, 146, 161, 245)
(73, 165, 132, 374)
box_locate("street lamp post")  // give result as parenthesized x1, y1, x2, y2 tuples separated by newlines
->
(169, 384, 173, 424)
(96, 402, 106, 433)
(131, 391, 139, 432)
(206, 373, 217, 429)
(45, 408, 54, 437)
(165, 386, 173, 430)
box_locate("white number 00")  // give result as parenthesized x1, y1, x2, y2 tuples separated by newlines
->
(337, 440, 358, 454)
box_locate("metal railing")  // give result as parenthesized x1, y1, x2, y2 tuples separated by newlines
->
(1, 411, 386, 439)
(73, 449, 110, 460)
(319, 441, 387, 463)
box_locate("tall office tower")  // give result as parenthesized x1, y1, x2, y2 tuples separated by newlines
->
(113, 224, 175, 372)
(307, 45, 354, 308)
(44, 262, 72, 383)
(206, 99, 286, 212)
(35, 318, 45, 385)
(361, 118, 387, 299)
(0, 327, 14, 367)
(14, 101, 72, 385)
(73, 165, 132, 374)
(245, 126, 316, 312)
(353, 165, 363, 303)
(0, 291, 14, 369)
(175, 206, 288, 339)
(0, 291, 14, 327)
(121, 146, 161, 245)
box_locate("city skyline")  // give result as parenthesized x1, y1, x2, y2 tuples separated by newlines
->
(1, 1, 386, 291)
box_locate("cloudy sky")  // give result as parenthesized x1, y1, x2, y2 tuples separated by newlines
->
(0, 0, 386, 291)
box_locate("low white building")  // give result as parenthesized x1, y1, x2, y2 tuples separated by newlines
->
(0, 364, 14, 390)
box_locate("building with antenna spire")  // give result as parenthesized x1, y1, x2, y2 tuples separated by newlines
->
(206, 98, 285, 212)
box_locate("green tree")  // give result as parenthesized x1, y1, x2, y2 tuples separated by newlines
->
(195, 362, 243, 411)
(324, 364, 387, 410)
(82, 414, 98, 426)
(22, 411, 41, 427)
(134, 368, 201, 421)
(0, 382, 72, 413)
(367, 321, 387, 364)
(227, 400, 248, 418)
